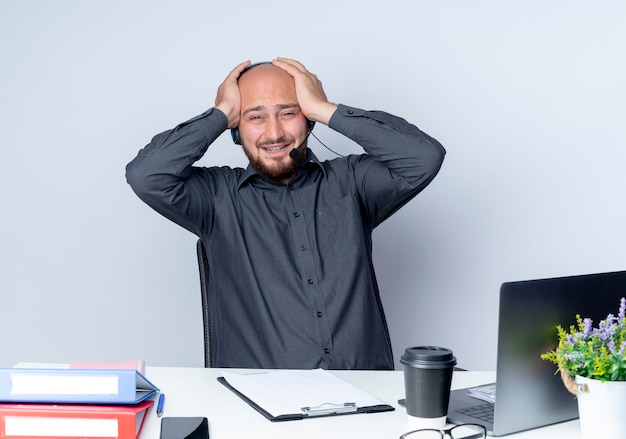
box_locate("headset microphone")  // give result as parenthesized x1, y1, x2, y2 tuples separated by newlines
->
(289, 129, 314, 159)
(289, 136, 307, 159)
(288, 120, 316, 159)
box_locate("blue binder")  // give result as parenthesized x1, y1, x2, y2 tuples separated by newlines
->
(0, 367, 159, 404)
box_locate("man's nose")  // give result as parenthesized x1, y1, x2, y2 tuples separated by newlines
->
(265, 117, 285, 141)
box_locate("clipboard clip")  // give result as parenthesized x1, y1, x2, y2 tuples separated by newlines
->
(301, 402, 357, 417)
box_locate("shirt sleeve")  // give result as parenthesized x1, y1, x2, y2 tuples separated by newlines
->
(327, 104, 446, 227)
(125, 107, 229, 235)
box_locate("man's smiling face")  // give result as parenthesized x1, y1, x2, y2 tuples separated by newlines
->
(237, 64, 309, 184)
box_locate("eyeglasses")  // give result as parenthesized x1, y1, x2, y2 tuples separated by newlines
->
(400, 423, 487, 439)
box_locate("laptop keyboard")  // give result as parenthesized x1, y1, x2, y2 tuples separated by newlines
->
(455, 402, 494, 423)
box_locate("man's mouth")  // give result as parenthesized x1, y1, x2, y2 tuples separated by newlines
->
(265, 145, 288, 152)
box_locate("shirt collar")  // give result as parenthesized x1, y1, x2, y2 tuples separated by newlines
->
(237, 149, 327, 188)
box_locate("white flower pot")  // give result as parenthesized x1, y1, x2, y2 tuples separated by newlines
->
(575, 375, 626, 439)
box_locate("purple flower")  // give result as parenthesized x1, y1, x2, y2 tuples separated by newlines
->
(608, 339, 616, 353)
(618, 340, 626, 356)
(583, 318, 593, 337)
(597, 316, 616, 341)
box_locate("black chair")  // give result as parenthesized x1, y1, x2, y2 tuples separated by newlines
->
(197, 237, 466, 371)
(196, 239, 212, 367)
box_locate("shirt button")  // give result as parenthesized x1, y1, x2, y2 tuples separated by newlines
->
(293, 212, 300, 218)
(317, 312, 323, 318)
(307, 279, 314, 285)
(324, 348, 330, 354)
(301, 245, 307, 251)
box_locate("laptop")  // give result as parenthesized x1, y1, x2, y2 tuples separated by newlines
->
(447, 270, 626, 436)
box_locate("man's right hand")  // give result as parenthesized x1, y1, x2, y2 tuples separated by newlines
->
(214, 60, 251, 129)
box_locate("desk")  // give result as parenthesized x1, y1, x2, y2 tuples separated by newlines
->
(140, 367, 581, 439)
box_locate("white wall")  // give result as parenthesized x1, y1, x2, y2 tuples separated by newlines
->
(1, 0, 624, 371)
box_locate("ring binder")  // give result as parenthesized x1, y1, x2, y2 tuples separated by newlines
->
(301, 402, 357, 416)
(0, 367, 159, 404)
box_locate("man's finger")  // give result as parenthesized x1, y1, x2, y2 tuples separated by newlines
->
(272, 57, 307, 75)
(227, 60, 252, 81)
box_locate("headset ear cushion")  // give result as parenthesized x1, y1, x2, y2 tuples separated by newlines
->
(307, 120, 316, 131)
(231, 128, 241, 145)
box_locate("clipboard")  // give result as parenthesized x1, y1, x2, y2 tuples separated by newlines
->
(217, 369, 394, 422)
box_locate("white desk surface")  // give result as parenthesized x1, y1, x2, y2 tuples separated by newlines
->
(141, 367, 581, 439)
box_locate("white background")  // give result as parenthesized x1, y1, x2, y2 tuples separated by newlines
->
(1, 0, 624, 371)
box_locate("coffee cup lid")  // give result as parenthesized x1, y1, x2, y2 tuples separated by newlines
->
(400, 346, 457, 369)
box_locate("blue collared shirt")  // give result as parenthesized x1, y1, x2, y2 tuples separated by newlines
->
(126, 104, 445, 369)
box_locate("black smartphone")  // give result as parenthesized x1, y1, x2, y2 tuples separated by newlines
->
(160, 417, 209, 439)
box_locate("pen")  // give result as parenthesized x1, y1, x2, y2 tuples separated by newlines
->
(156, 393, 165, 417)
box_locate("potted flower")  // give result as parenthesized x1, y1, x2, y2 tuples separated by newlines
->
(541, 297, 626, 438)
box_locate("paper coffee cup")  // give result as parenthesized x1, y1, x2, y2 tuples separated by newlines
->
(401, 346, 457, 429)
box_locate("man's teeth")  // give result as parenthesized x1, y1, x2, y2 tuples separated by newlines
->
(267, 145, 286, 152)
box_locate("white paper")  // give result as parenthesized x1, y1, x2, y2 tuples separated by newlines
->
(10, 374, 119, 396)
(467, 383, 496, 404)
(12, 362, 70, 369)
(5, 416, 118, 437)
(222, 369, 388, 417)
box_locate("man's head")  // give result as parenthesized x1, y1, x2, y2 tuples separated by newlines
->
(233, 62, 311, 184)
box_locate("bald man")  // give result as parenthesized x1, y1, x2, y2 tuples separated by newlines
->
(126, 58, 446, 370)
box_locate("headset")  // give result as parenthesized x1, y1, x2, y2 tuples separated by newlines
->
(230, 61, 315, 145)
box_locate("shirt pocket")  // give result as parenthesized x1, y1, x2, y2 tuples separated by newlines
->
(314, 193, 369, 265)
